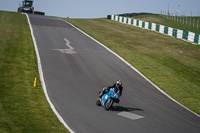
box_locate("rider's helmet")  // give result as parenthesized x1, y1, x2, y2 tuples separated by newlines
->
(116, 80, 122, 88)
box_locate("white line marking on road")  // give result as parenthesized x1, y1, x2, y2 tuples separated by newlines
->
(54, 38, 76, 54)
(118, 112, 145, 120)
(64, 38, 73, 50)
(26, 14, 75, 133)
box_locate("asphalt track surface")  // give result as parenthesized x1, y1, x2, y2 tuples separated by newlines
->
(28, 14, 200, 133)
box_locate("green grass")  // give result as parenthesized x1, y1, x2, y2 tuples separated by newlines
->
(132, 14, 200, 34)
(0, 11, 69, 133)
(65, 18, 200, 115)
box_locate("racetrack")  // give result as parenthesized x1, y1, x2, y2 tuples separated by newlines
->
(28, 14, 200, 133)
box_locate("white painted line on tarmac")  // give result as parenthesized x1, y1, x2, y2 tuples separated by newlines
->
(25, 14, 75, 133)
(118, 112, 145, 120)
(53, 38, 76, 54)
(64, 38, 73, 50)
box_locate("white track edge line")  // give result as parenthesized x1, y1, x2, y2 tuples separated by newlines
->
(61, 18, 200, 118)
(25, 14, 75, 133)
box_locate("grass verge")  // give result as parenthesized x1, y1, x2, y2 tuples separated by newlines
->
(65, 18, 200, 115)
(0, 11, 69, 133)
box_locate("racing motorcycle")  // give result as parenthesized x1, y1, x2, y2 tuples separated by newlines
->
(96, 87, 120, 110)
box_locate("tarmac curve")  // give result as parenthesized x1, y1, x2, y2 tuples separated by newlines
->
(27, 14, 200, 133)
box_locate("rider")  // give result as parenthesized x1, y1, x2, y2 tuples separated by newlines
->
(99, 80, 123, 101)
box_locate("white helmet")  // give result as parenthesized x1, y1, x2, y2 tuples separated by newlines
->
(116, 80, 122, 88)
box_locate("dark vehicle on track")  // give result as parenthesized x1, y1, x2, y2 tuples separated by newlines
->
(18, 0, 34, 14)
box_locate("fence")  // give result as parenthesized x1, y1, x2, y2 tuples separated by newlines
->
(160, 11, 200, 29)
(111, 15, 200, 45)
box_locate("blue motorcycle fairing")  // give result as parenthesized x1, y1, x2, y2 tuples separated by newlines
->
(101, 88, 120, 108)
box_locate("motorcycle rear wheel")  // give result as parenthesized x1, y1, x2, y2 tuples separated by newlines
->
(96, 97, 101, 106)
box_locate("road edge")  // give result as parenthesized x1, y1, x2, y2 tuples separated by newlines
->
(25, 14, 75, 133)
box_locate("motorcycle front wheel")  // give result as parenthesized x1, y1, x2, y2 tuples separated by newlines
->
(104, 98, 114, 110)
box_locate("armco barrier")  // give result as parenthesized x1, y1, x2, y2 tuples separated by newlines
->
(111, 15, 200, 45)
